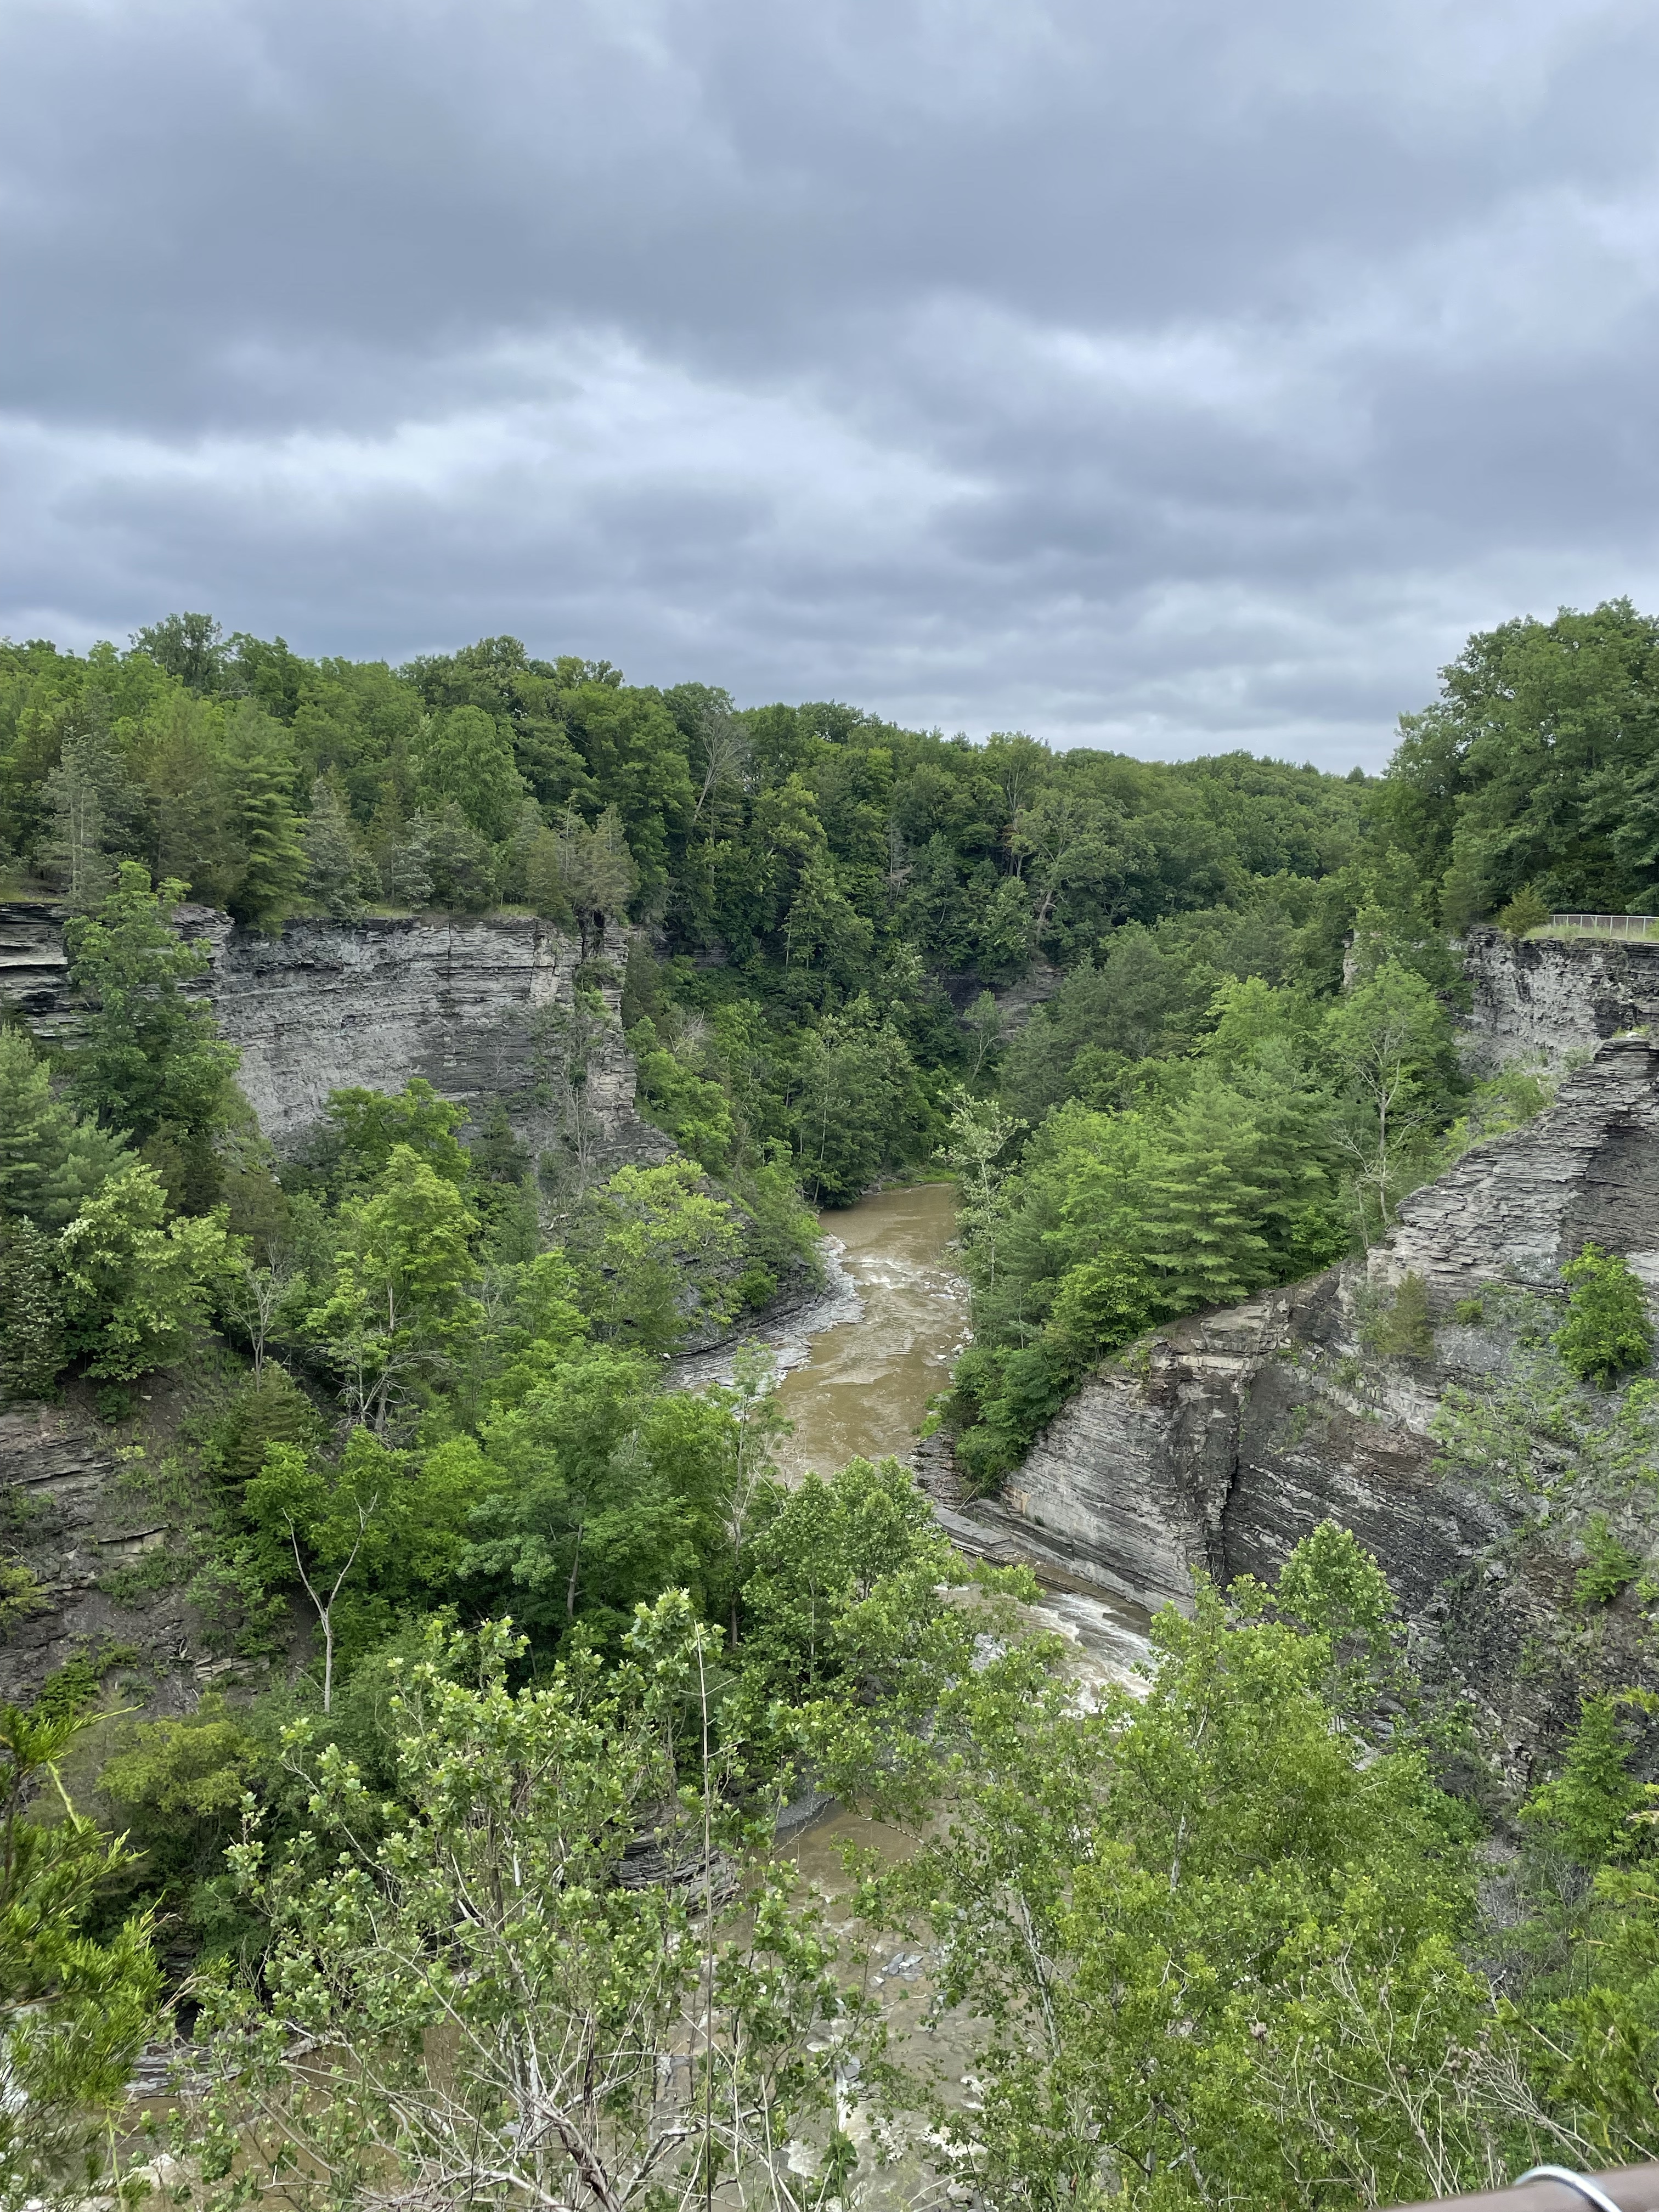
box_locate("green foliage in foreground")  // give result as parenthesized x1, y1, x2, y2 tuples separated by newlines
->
(185, 1602, 864, 2212)
(11, 601, 1659, 2207)
(120, 1519, 1659, 2212)
(821, 1556, 1506, 2209)
(0, 1703, 160, 2211)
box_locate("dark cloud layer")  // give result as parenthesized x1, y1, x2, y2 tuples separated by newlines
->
(4, 0, 1659, 764)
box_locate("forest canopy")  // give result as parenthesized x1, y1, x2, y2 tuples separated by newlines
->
(0, 607, 1605, 1473)
(2, 605, 1659, 2208)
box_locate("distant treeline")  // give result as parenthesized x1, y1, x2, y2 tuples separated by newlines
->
(2, 609, 1379, 1204)
(4, 598, 1651, 1442)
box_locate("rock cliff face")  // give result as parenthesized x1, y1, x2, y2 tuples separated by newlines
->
(0, 901, 671, 1169)
(0, 903, 690, 1712)
(1464, 922, 1659, 1070)
(0, 1386, 263, 1717)
(962, 1032, 1659, 1767)
(961, 1271, 1502, 1623)
(1381, 1034, 1659, 1304)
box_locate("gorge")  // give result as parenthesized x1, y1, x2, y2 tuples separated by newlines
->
(9, 609, 1659, 2198)
(3, 903, 1655, 1766)
(924, 926, 1659, 1768)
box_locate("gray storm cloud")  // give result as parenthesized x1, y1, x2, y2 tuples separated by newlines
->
(4, 0, 1658, 764)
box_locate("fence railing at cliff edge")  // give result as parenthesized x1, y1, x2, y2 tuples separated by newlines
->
(1548, 913, 1659, 938)
(1391, 2164, 1659, 2210)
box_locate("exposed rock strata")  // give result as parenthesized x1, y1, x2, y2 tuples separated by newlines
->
(959, 1276, 1505, 1622)
(206, 912, 669, 1166)
(1380, 1035, 1659, 1305)
(966, 1034, 1659, 1764)
(0, 904, 74, 1028)
(1464, 922, 1659, 1071)
(0, 1396, 234, 1718)
(0, 900, 671, 1168)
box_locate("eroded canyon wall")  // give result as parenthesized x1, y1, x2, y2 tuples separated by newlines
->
(0, 901, 680, 1711)
(960, 1020, 1659, 1765)
(1463, 921, 1659, 1070)
(0, 900, 672, 1169)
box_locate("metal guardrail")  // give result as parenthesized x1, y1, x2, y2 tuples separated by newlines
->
(1550, 913, 1659, 938)
(1393, 2163, 1659, 2210)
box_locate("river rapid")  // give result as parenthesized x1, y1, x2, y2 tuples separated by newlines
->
(673, 1182, 1153, 1703)
(696, 1184, 1153, 2180)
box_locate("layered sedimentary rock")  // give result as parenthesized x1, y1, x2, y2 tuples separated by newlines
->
(0, 905, 74, 1028)
(1464, 922, 1659, 1070)
(1381, 1034, 1659, 1304)
(0, 901, 672, 1168)
(963, 1030, 1659, 1759)
(963, 1274, 1496, 1621)
(0, 906, 696, 1711)
(0, 1396, 219, 1714)
(204, 912, 670, 1166)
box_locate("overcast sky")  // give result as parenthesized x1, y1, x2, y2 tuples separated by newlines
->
(4, 0, 1658, 768)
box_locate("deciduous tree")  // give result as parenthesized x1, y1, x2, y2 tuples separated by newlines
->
(56, 1159, 235, 1378)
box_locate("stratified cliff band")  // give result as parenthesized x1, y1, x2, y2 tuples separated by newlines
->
(0, 900, 673, 1169)
(933, 934, 1659, 1773)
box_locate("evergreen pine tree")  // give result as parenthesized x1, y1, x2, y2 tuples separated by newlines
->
(365, 795, 433, 908)
(224, 702, 306, 929)
(1138, 1075, 1273, 1314)
(499, 798, 548, 904)
(425, 802, 496, 911)
(1374, 1270, 1435, 1358)
(0, 1029, 75, 1224)
(303, 777, 365, 919)
(382, 816, 433, 907)
(556, 804, 638, 919)
(1522, 1691, 1651, 1866)
(0, 1029, 128, 1228)
(522, 823, 572, 922)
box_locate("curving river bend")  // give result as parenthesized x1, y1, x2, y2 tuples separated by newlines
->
(676, 1182, 1152, 1700)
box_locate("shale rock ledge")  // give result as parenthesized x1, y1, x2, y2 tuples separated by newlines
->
(937, 1034, 1659, 1768)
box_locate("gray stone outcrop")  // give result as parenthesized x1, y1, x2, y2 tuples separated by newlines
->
(969, 1271, 1509, 1623)
(980, 1031, 1659, 1613)
(0, 901, 673, 1170)
(0, 1397, 226, 1717)
(1464, 922, 1659, 1070)
(1378, 1035, 1659, 1305)
(955, 1030, 1659, 1765)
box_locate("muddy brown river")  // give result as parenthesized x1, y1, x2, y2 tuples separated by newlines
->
(674, 1181, 1151, 1695)
(773, 1181, 968, 1481)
